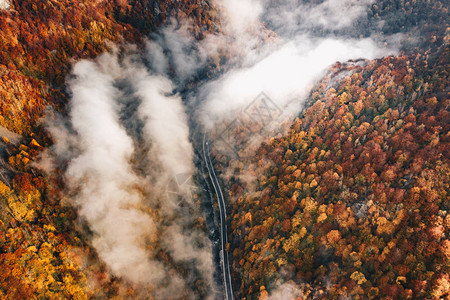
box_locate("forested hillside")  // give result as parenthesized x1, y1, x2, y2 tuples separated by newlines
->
(0, 1, 217, 298)
(228, 45, 449, 299)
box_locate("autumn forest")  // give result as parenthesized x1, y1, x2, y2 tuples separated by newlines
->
(0, 0, 448, 299)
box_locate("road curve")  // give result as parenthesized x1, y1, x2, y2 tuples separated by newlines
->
(203, 135, 233, 300)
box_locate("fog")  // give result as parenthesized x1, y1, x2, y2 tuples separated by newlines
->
(199, 36, 394, 129)
(42, 0, 404, 298)
(198, 0, 398, 130)
(0, 0, 9, 10)
(44, 51, 214, 298)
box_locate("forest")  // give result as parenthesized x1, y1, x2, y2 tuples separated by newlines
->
(0, 0, 218, 298)
(0, 0, 448, 299)
(226, 44, 449, 299)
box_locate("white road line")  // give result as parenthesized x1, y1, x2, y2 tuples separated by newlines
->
(203, 135, 233, 300)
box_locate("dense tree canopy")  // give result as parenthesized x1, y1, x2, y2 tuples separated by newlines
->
(226, 45, 449, 299)
(0, 0, 218, 298)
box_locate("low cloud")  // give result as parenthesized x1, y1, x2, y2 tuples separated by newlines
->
(263, 0, 375, 36)
(0, 0, 10, 10)
(65, 58, 162, 285)
(198, 36, 396, 130)
(196, 0, 400, 157)
(218, 0, 264, 33)
(147, 21, 208, 82)
(40, 0, 408, 297)
(135, 72, 194, 177)
(268, 282, 305, 300)
(43, 50, 214, 298)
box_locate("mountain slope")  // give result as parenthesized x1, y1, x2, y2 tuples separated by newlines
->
(0, 1, 218, 298)
(228, 45, 449, 299)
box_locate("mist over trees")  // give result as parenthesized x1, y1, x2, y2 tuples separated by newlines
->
(226, 47, 449, 299)
(0, 0, 448, 299)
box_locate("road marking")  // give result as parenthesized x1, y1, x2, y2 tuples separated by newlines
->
(203, 135, 233, 300)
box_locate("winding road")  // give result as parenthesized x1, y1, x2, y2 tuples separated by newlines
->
(202, 135, 234, 300)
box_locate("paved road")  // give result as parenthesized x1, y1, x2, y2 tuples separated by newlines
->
(202, 135, 233, 300)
